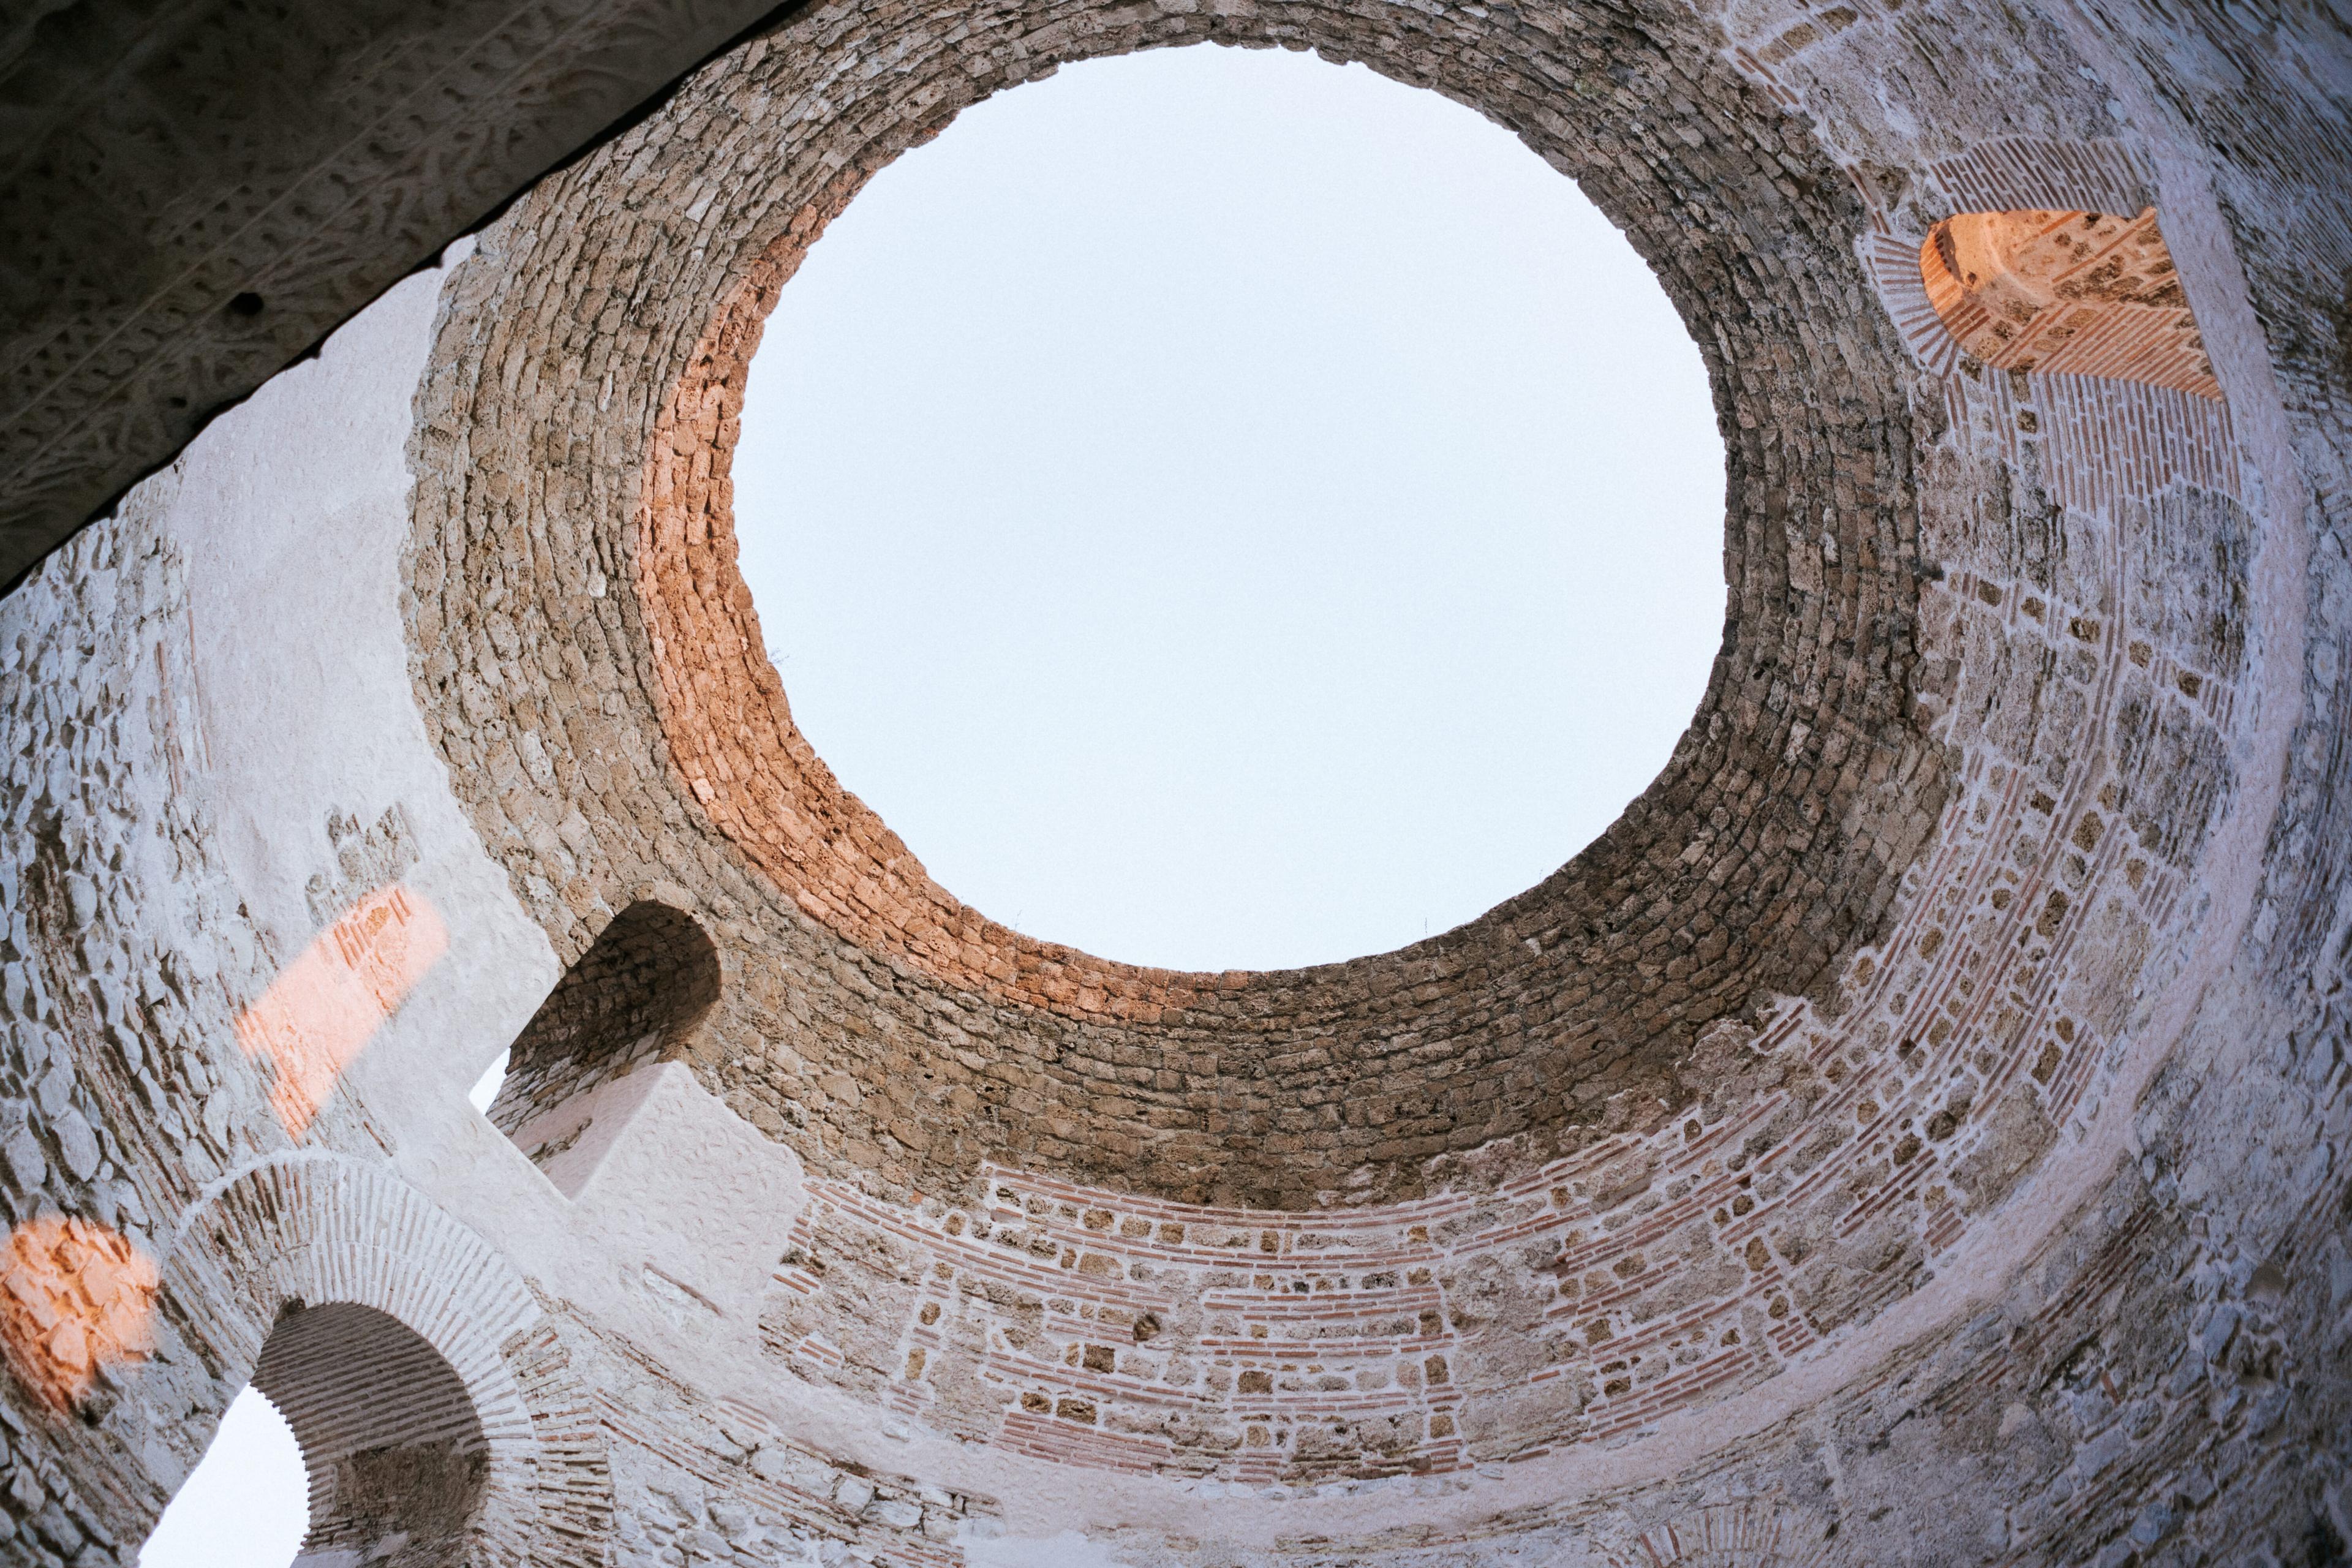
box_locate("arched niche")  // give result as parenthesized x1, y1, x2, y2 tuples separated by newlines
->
(1920, 206, 2220, 397)
(484, 900, 722, 1183)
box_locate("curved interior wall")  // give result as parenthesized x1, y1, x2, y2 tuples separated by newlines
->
(485, 897, 723, 1142)
(410, 0, 1954, 1215)
(254, 1301, 489, 1566)
(0, 1, 2345, 1565)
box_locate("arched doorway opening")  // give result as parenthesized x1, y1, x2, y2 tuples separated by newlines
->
(141, 1302, 489, 1568)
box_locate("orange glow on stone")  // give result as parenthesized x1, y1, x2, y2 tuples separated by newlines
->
(1920, 207, 2220, 399)
(0, 1216, 160, 1413)
(235, 884, 448, 1139)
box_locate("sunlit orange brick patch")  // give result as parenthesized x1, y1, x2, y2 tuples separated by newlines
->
(236, 883, 449, 1138)
(0, 1217, 160, 1413)
(1920, 207, 2220, 398)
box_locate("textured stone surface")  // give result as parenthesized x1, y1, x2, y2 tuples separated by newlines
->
(488, 898, 722, 1143)
(0, 0, 2346, 1563)
(1922, 208, 2221, 397)
(411, 0, 1953, 1213)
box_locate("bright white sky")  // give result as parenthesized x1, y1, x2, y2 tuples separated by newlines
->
(142, 42, 1721, 1567)
(734, 43, 1722, 973)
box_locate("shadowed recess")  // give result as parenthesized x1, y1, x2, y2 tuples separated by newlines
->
(251, 1302, 489, 1568)
(484, 901, 722, 1141)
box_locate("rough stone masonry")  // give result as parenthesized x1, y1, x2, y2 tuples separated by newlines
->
(0, 0, 2347, 1564)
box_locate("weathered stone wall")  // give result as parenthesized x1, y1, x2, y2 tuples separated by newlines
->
(409, 0, 1954, 1215)
(0, 0, 2345, 1564)
(0, 236, 995, 1568)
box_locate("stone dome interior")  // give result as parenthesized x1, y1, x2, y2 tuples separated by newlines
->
(0, 1, 2346, 1565)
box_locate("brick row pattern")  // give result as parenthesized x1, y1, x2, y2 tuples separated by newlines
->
(251, 1301, 489, 1565)
(1920, 209, 2220, 398)
(736, 123, 2267, 1487)
(0, 488, 413, 1564)
(392, 0, 2347, 1560)
(544, 1303, 996, 1566)
(160, 1154, 611, 1567)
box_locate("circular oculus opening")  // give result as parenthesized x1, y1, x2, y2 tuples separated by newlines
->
(734, 45, 1725, 973)
(425, 2, 1943, 1196)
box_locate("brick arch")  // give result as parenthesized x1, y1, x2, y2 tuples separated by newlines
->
(1852, 137, 2222, 401)
(154, 1155, 612, 1568)
(1600, 1504, 1835, 1568)
(253, 1302, 490, 1567)
(1919, 208, 2220, 397)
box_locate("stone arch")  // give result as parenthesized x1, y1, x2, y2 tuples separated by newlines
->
(392, 0, 2299, 1498)
(1852, 137, 2221, 399)
(252, 1301, 489, 1567)
(484, 896, 722, 1145)
(153, 1155, 612, 1568)
(1600, 1503, 1835, 1568)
